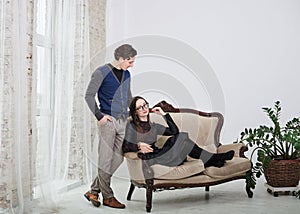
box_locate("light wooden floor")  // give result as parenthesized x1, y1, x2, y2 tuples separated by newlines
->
(32, 176, 300, 214)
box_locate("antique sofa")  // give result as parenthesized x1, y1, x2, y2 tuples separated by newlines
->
(124, 101, 253, 212)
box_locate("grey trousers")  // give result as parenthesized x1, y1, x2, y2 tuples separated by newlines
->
(90, 117, 126, 199)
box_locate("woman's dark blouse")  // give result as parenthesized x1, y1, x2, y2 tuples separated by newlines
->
(122, 113, 179, 153)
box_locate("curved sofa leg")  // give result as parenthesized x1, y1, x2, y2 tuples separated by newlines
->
(127, 183, 135, 200)
(141, 160, 155, 212)
(146, 179, 153, 212)
(246, 184, 253, 198)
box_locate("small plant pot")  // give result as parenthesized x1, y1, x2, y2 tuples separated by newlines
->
(264, 159, 300, 187)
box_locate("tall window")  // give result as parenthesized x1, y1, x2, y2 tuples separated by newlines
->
(34, 0, 54, 188)
(36, 0, 53, 115)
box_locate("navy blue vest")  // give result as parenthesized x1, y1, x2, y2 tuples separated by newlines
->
(97, 65, 131, 119)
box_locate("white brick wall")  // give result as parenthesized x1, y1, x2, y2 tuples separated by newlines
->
(69, 0, 106, 181)
(0, 0, 106, 210)
(0, 0, 34, 210)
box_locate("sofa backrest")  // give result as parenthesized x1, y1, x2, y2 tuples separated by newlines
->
(149, 106, 223, 153)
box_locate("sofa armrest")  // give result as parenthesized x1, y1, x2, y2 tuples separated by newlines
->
(124, 152, 156, 182)
(124, 152, 146, 181)
(124, 152, 140, 160)
(217, 143, 248, 158)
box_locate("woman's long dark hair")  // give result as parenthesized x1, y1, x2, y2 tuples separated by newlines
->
(129, 96, 150, 128)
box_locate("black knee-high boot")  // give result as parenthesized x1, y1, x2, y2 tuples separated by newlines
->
(188, 145, 234, 167)
(208, 150, 235, 162)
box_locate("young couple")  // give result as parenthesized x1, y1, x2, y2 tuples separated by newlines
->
(84, 44, 234, 210)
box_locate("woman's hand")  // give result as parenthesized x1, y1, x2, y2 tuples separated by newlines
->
(151, 107, 166, 116)
(138, 142, 153, 153)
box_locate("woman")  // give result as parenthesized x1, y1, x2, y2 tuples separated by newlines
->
(122, 96, 234, 168)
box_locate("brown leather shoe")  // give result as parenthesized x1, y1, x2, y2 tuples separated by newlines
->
(84, 191, 101, 207)
(103, 197, 126, 209)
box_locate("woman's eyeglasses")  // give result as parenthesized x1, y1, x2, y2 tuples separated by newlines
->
(136, 103, 149, 111)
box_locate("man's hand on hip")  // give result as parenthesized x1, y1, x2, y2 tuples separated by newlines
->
(99, 115, 113, 126)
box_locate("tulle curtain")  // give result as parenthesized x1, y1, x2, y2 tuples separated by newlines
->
(34, 0, 96, 212)
(34, 0, 77, 210)
(0, 0, 35, 213)
(0, 0, 99, 213)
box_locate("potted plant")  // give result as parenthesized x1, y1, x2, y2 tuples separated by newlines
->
(235, 100, 300, 198)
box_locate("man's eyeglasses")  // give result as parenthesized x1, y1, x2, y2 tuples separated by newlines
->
(136, 103, 149, 111)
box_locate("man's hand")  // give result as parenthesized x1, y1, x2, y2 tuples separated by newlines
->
(98, 115, 113, 126)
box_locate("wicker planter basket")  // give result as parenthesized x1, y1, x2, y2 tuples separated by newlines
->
(264, 159, 300, 187)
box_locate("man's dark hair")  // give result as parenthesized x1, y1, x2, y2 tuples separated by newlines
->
(114, 44, 137, 60)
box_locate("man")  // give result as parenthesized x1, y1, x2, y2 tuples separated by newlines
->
(84, 44, 137, 209)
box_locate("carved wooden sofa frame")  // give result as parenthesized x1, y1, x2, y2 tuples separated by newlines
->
(124, 101, 253, 212)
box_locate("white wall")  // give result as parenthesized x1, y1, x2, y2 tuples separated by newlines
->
(106, 0, 300, 144)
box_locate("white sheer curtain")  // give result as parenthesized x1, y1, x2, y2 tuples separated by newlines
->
(0, 0, 35, 213)
(34, 0, 101, 211)
(34, 0, 86, 211)
(0, 0, 101, 212)
(0, 0, 4, 148)
(73, 1, 97, 186)
(34, 0, 75, 209)
(12, 0, 31, 211)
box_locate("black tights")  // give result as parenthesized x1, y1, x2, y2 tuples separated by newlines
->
(188, 144, 234, 167)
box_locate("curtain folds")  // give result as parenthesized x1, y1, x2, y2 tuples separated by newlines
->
(0, 0, 5, 150)
(73, 0, 97, 186)
(34, 0, 77, 210)
(0, 0, 35, 213)
(0, 0, 104, 213)
(34, 0, 94, 211)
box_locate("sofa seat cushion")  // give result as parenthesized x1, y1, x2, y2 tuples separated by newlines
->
(152, 159, 205, 180)
(203, 157, 251, 178)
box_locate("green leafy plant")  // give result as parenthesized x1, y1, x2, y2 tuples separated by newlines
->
(235, 101, 300, 193)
